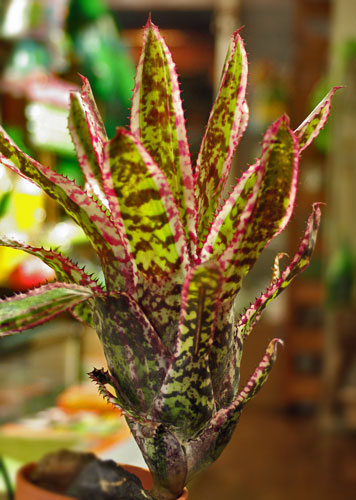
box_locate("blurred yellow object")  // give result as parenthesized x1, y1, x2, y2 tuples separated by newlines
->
(0, 246, 26, 286)
(13, 178, 44, 231)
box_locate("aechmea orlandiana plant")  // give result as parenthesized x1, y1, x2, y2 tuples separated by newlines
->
(0, 19, 338, 500)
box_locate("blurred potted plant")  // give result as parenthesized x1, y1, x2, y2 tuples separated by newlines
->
(0, 17, 338, 500)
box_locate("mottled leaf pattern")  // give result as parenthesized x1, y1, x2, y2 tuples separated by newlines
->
(105, 129, 189, 279)
(295, 86, 341, 152)
(0, 19, 336, 500)
(184, 339, 281, 481)
(199, 158, 263, 262)
(77, 75, 108, 166)
(93, 292, 169, 415)
(195, 29, 248, 245)
(131, 19, 196, 253)
(220, 115, 299, 301)
(205, 117, 298, 407)
(151, 263, 222, 437)
(0, 283, 92, 334)
(103, 128, 190, 345)
(129, 420, 187, 500)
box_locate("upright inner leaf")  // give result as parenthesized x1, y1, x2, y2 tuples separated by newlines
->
(195, 31, 248, 246)
(131, 21, 196, 251)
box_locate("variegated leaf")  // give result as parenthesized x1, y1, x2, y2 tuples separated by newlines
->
(195, 29, 248, 246)
(68, 88, 108, 206)
(295, 86, 341, 152)
(236, 204, 321, 343)
(93, 292, 169, 414)
(0, 236, 102, 327)
(0, 283, 92, 334)
(103, 128, 189, 345)
(130, 19, 196, 253)
(199, 158, 263, 262)
(234, 338, 282, 407)
(0, 127, 136, 294)
(220, 115, 299, 301)
(77, 75, 108, 166)
(206, 116, 298, 406)
(104, 129, 189, 279)
(151, 262, 222, 438)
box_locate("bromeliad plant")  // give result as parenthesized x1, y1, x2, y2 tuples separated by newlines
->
(0, 19, 338, 500)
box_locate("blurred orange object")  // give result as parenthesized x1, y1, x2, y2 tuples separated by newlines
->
(57, 383, 121, 415)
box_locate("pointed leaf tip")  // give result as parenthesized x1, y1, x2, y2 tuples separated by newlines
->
(295, 86, 341, 152)
(195, 29, 248, 245)
(130, 21, 196, 252)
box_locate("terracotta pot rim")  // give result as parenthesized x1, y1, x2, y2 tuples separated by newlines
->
(16, 461, 189, 500)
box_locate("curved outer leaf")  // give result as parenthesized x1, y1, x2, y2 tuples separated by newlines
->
(150, 262, 223, 438)
(195, 29, 248, 246)
(233, 338, 282, 407)
(93, 292, 169, 415)
(295, 86, 341, 152)
(185, 338, 281, 482)
(0, 236, 102, 327)
(220, 115, 300, 301)
(0, 236, 102, 291)
(0, 283, 92, 334)
(130, 19, 196, 254)
(0, 127, 136, 294)
(236, 204, 321, 344)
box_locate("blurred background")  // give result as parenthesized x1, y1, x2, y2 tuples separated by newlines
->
(0, 0, 355, 499)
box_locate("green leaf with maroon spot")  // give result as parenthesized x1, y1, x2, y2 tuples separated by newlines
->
(93, 292, 169, 415)
(0, 283, 92, 334)
(104, 129, 189, 279)
(195, 29, 248, 246)
(130, 19, 196, 252)
(220, 115, 299, 301)
(151, 262, 223, 438)
(199, 159, 264, 262)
